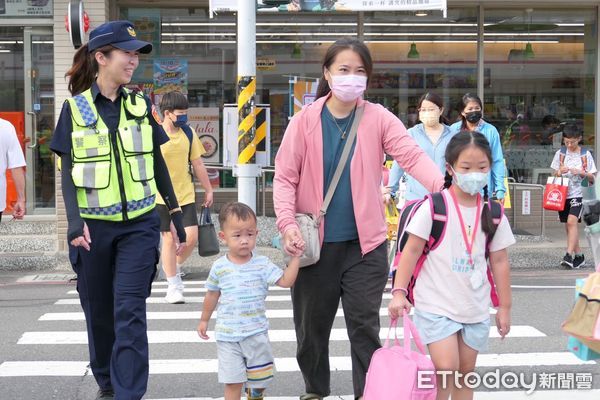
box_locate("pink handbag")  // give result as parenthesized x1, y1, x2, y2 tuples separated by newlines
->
(363, 312, 437, 400)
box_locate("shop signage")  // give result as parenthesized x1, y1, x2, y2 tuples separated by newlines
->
(522, 190, 531, 215)
(188, 107, 221, 188)
(211, 0, 447, 17)
(1, 0, 53, 17)
(257, 58, 276, 71)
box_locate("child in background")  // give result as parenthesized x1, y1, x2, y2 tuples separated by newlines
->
(551, 123, 597, 269)
(157, 91, 214, 304)
(388, 131, 515, 400)
(197, 202, 302, 400)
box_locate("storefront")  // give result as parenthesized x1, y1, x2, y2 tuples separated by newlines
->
(0, 2, 54, 215)
(2, 0, 599, 220)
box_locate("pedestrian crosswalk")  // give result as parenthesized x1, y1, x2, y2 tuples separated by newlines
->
(1, 278, 598, 399)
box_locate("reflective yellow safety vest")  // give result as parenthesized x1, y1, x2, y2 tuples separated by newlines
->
(67, 88, 157, 221)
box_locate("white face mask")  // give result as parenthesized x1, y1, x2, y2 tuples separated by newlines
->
(328, 73, 367, 103)
(451, 166, 490, 195)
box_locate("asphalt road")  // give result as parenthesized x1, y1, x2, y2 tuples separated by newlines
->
(0, 266, 598, 400)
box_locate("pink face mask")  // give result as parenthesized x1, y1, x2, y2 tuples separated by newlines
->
(329, 74, 367, 103)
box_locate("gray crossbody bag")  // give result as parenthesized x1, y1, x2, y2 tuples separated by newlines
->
(284, 106, 364, 268)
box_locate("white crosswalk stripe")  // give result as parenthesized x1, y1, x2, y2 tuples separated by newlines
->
(1, 279, 597, 399)
(17, 325, 545, 345)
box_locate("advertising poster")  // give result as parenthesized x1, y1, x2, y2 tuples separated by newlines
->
(188, 107, 221, 188)
(154, 59, 188, 96)
(290, 78, 318, 117)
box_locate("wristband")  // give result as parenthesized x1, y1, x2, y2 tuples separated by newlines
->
(391, 287, 408, 296)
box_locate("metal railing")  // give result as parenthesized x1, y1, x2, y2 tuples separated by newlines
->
(201, 164, 275, 216)
(507, 181, 546, 237)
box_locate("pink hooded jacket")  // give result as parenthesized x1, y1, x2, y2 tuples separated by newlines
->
(274, 94, 445, 256)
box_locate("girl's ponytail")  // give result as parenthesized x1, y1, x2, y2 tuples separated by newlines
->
(480, 185, 497, 238)
(443, 170, 453, 189)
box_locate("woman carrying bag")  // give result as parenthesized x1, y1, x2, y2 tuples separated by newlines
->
(50, 21, 187, 400)
(273, 37, 445, 400)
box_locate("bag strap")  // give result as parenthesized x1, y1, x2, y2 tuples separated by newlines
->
(181, 124, 194, 161)
(402, 311, 427, 356)
(319, 106, 364, 220)
(427, 192, 448, 252)
(199, 206, 212, 225)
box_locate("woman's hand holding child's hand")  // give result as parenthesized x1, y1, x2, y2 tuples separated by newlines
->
(495, 306, 511, 339)
(197, 320, 210, 340)
(283, 228, 305, 257)
(388, 292, 412, 320)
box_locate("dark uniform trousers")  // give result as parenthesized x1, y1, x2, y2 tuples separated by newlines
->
(69, 210, 160, 400)
(291, 240, 388, 398)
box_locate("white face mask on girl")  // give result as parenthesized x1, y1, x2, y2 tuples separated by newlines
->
(451, 166, 490, 196)
(328, 74, 367, 103)
(419, 111, 440, 128)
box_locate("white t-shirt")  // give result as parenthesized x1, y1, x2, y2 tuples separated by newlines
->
(550, 148, 597, 199)
(406, 190, 516, 323)
(0, 118, 26, 212)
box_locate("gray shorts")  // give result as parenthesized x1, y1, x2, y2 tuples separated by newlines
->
(217, 332, 275, 387)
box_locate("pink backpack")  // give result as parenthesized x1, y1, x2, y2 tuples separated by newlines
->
(363, 312, 437, 400)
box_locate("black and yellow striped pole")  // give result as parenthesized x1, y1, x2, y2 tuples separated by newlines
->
(234, 0, 261, 211)
(237, 76, 256, 164)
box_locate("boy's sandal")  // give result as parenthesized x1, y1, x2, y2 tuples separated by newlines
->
(299, 394, 323, 400)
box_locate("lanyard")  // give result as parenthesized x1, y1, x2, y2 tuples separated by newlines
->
(449, 187, 482, 268)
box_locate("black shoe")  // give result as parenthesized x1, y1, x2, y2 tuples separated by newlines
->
(96, 388, 114, 400)
(561, 253, 574, 268)
(573, 254, 585, 269)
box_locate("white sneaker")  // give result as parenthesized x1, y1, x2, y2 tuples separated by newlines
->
(165, 284, 185, 304)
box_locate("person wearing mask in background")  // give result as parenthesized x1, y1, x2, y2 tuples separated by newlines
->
(157, 91, 214, 304)
(0, 117, 26, 221)
(274, 37, 445, 400)
(388, 92, 454, 202)
(49, 21, 187, 400)
(450, 93, 507, 204)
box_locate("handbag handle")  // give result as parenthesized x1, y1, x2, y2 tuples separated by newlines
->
(402, 311, 427, 356)
(385, 318, 401, 348)
(199, 206, 212, 226)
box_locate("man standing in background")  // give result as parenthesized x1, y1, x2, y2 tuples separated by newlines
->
(0, 117, 26, 221)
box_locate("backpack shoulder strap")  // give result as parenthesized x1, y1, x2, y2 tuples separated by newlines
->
(181, 124, 194, 161)
(559, 146, 567, 165)
(427, 192, 448, 252)
(580, 147, 588, 171)
(485, 200, 504, 256)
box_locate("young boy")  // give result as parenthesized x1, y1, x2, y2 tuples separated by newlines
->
(550, 123, 597, 269)
(197, 202, 302, 400)
(157, 91, 214, 304)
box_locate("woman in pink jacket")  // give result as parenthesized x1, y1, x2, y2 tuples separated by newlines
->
(273, 38, 445, 400)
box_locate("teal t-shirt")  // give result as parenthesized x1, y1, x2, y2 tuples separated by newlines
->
(321, 106, 358, 242)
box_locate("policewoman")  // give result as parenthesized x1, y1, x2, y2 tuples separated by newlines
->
(50, 21, 187, 400)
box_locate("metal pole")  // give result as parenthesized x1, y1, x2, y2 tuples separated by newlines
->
(234, 0, 261, 211)
(477, 5, 485, 102)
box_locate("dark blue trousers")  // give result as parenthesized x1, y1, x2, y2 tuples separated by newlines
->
(69, 210, 160, 400)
